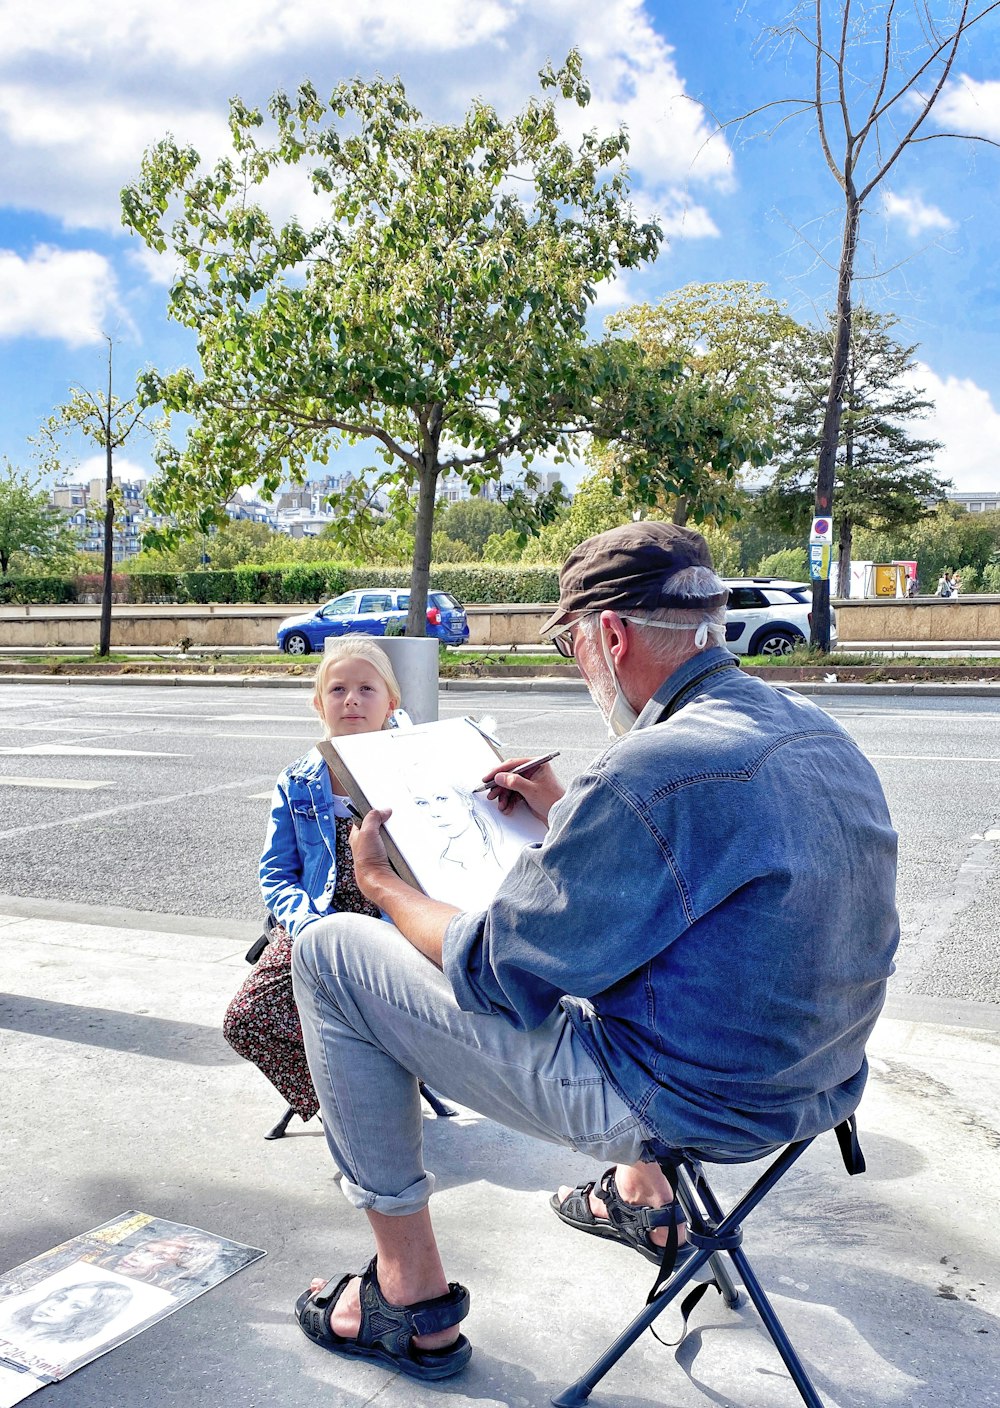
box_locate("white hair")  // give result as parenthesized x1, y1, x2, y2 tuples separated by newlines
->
(578, 566, 729, 667)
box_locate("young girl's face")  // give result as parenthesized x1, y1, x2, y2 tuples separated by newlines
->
(314, 658, 395, 737)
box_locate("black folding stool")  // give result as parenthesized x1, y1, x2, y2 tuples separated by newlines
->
(552, 1118, 865, 1408)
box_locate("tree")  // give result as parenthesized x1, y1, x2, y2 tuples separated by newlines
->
(38, 339, 161, 655)
(437, 498, 517, 559)
(762, 309, 947, 593)
(122, 57, 765, 635)
(0, 461, 77, 576)
(605, 282, 796, 523)
(749, 1, 999, 646)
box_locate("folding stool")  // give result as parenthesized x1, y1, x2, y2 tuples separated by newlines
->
(552, 1118, 866, 1408)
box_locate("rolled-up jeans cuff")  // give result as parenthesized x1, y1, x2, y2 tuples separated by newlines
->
(338, 1171, 437, 1216)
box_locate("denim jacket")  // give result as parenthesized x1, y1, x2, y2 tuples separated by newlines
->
(260, 747, 351, 937)
(444, 648, 900, 1160)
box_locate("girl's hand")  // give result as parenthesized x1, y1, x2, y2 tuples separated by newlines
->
(480, 759, 564, 825)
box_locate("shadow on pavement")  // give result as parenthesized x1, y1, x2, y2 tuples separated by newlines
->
(0, 994, 240, 1066)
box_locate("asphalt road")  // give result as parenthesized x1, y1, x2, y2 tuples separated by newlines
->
(1, 680, 998, 1012)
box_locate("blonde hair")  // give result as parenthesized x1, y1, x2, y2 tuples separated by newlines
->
(312, 637, 402, 735)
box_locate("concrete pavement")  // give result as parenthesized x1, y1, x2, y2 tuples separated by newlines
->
(2, 908, 999, 1408)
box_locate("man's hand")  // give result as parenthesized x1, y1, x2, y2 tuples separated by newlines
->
(347, 806, 460, 968)
(480, 758, 564, 825)
(348, 807, 397, 903)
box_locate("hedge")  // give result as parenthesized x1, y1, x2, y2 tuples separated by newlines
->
(0, 563, 560, 606)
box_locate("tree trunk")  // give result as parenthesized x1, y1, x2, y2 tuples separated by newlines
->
(99, 448, 114, 657)
(672, 496, 689, 527)
(811, 190, 861, 652)
(99, 339, 115, 658)
(837, 514, 853, 601)
(406, 458, 437, 637)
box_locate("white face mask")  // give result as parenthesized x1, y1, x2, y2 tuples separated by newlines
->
(594, 615, 713, 739)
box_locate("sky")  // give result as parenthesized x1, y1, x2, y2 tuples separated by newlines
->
(2, 0, 1000, 497)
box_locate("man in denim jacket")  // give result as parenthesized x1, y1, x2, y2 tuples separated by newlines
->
(291, 524, 899, 1380)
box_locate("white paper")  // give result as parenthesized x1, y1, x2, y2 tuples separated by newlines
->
(332, 717, 547, 910)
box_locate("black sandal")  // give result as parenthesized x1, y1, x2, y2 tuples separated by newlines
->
(551, 1166, 688, 1265)
(295, 1255, 472, 1381)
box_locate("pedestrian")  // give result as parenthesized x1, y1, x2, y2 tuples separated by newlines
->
(290, 523, 899, 1383)
(936, 569, 955, 597)
(223, 637, 405, 1130)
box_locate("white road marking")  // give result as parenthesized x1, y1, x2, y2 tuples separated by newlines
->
(247, 791, 273, 799)
(868, 754, 1000, 763)
(0, 776, 114, 790)
(0, 772, 275, 841)
(0, 745, 184, 758)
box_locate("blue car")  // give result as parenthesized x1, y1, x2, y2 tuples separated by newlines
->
(276, 587, 470, 655)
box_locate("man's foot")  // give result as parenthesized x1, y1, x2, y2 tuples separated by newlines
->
(551, 1165, 687, 1265)
(308, 1272, 460, 1351)
(296, 1257, 472, 1381)
(555, 1162, 685, 1253)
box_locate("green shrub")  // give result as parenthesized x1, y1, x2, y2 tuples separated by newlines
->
(0, 574, 76, 604)
(754, 548, 809, 580)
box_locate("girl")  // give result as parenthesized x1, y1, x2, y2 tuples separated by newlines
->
(223, 637, 404, 1134)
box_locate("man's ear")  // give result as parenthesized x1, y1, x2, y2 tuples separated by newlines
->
(599, 610, 629, 665)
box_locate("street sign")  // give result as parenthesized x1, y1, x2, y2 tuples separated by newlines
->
(810, 516, 833, 544)
(809, 544, 831, 580)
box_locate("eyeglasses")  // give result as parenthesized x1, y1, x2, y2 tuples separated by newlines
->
(549, 615, 593, 659)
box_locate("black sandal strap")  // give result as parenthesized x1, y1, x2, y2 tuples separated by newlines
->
(357, 1258, 470, 1358)
(593, 1169, 687, 1238)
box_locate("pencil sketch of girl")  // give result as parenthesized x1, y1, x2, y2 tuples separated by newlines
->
(405, 774, 504, 873)
(3, 1280, 134, 1347)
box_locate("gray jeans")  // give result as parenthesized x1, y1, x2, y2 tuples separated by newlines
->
(291, 912, 652, 1215)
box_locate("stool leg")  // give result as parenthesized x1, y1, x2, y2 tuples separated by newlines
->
(676, 1164, 741, 1309)
(729, 1246, 826, 1408)
(550, 1248, 717, 1407)
(264, 1105, 296, 1141)
(419, 1082, 457, 1117)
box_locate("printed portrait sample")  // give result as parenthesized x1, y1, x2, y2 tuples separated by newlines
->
(0, 1212, 265, 1403)
(0, 1264, 171, 1381)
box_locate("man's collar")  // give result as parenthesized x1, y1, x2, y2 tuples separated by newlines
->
(634, 647, 739, 730)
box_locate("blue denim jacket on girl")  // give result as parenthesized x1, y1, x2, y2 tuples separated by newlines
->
(259, 747, 351, 937)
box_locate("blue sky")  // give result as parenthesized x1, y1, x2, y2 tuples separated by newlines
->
(2, 0, 999, 496)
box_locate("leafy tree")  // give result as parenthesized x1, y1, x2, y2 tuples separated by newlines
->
(122, 57, 764, 635)
(520, 469, 633, 563)
(747, 0, 1000, 647)
(854, 501, 1000, 591)
(0, 461, 77, 576)
(37, 339, 162, 655)
(762, 309, 947, 595)
(605, 282, 796, 522)
(437, 498, 517, 559)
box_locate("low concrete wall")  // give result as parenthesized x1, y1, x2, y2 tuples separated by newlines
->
(0, 603, 554, 649)
(834, 595, 1000, 643)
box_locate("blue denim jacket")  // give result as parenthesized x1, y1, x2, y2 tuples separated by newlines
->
(260, 747, 346, 937)
(444, 648, 900, 1160)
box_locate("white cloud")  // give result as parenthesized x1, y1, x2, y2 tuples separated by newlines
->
(0, 84, 232, 232)
(0, 246, 123, 346)
(933, 74, 1000, 141)
(72, 453, 151, 483)
(910, 362, 1000, 493)
(0, 0, 513, 68)
(0, 0, 733, 243)
(883, 191, 956, 237)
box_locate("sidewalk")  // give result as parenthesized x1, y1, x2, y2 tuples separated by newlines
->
(2, 910, 998, 1408)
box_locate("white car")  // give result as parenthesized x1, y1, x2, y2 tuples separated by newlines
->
(722, 579, 813, 657)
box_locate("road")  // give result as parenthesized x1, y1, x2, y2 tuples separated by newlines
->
(1, 680, 998, 1014)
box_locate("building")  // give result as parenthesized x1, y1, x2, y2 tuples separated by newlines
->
(948, 492, 1000, 514)
(49, 477, 169, 562)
